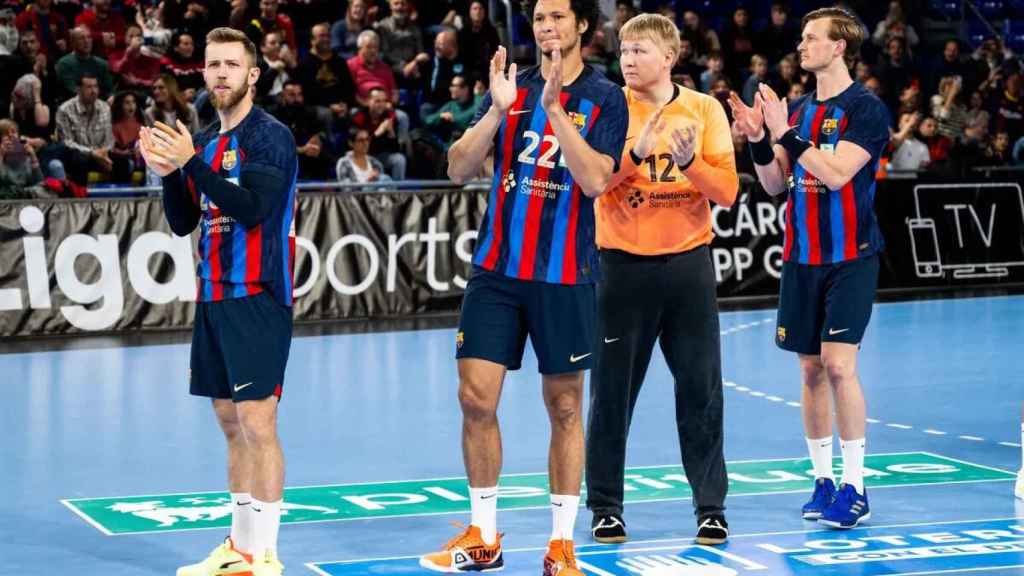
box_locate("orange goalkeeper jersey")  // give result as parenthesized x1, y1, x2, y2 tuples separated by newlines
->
(596, 85, 738, 255)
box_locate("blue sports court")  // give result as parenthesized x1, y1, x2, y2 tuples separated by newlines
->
(2, 293, 1021, 575)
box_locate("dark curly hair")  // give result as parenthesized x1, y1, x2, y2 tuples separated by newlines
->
(522, 0, 600, 48)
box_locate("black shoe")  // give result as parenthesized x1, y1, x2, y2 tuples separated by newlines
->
(591, 514, 627, 543)
(695, 514, 728, 545)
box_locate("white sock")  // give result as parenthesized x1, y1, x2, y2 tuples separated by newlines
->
(806, 436, 835, 481)
(549, 494, 579, 541)
(840, 438, 866, 493)
(469, 486, 498, 545)
(229, 492, 252, 553)
(250, 498, 281, 561)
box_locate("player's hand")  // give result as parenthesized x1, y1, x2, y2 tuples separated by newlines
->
(668, 125, 697, 169)
(489, 46, 517, 113)
(631, 106, 666, 159)
(138, 126, 178, 177)
(143, 120, 196, 170)
(541, 46, 563, 112)
(728, 91, 765, 141)
(758, 83, 790, 139)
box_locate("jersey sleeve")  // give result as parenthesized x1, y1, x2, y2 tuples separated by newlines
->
(839, 96, 891, 159)
(242, 120, 298, 182)
(702, 96, 735, 162)
(586, 86, 628, 172)
(469, 90, 493, 127)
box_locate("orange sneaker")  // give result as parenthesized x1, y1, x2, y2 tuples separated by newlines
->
(419, 524, 504, 572)
(543, 539, 583, 576)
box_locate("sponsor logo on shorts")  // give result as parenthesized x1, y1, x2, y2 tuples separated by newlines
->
(776, 326, 786, 342)
(828, 328, 850, 335)
(456, 331, 464, 349)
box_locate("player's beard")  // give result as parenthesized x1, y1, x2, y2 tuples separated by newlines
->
(210, 81, 249, 111)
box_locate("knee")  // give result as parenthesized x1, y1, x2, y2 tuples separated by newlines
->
(545, 393, 581, 428)
(458, 380, 498, 421)
(237, 412, 278, 446)
(822, 355, 855, 385)
(800, 358, 826, 387)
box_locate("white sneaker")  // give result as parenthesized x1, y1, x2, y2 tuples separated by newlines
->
(1015, 469, 1024, 500)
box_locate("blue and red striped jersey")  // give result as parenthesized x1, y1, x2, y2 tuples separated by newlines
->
(783, 82, 889, 265)
(470, 65, 628, 284)
(186, 108, 298, 306)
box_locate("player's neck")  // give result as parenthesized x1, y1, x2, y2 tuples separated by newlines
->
(632, 77, 675, 107)
(218, 97, 254, 132)
(541, 49, 585, 85)
(814, 64, 853, 101)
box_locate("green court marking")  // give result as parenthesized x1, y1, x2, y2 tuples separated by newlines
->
(62, 451, 1013, 535)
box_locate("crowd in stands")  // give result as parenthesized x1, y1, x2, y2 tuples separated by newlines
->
(1, 0, 1023, 199)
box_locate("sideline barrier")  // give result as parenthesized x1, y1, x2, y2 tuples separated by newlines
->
(1, 177, 1022, 337)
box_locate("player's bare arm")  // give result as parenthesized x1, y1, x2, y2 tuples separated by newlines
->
(759, 83, 870, 191)
(447, 46, 516, 182)
(542, 48, 614, 197)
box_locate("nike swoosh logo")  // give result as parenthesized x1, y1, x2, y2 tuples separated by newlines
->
(480, 493, 497, 500)
(219, 560, 243, 570)
(233, 382, 253, 392)
(569, 353, 592, 363)
(604, 337, 620, 343)
(509, 109, 532, 116)
(552, 501, 563, 507)
(828, 328, 850, 335)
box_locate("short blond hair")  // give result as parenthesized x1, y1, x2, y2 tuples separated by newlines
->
(619, 13, 680, 60)
(206, 27, 258, 67)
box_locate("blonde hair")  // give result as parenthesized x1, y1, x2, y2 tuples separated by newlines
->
(205, 27, 258, 66)
(619, 13, 680, 60)
(801, 7, 864, 68)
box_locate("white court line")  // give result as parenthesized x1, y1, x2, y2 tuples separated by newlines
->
(998, 442, 1021, 448)
(303, 516, 1024, 568)
(959, 435, 985, 442)
(303, 563, 332, 576)
(765, 396, 784, 402)
(887, 423, 913, 430)
(925, 429, 948, 435)
(786, 401, 801, 407)
(59, 499, 114, 536)
(866, 418, 882, 424)
(750, 391, 765, 397)
(919, 451, 1017, 475)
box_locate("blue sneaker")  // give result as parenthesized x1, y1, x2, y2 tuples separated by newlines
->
(818, 483, 870, 529)
(801, 477, 836, 520)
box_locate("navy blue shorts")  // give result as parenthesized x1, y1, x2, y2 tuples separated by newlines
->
(456, 267, 596, 374)
(776, 254, 879, 355)
(190, 291, 293, 402)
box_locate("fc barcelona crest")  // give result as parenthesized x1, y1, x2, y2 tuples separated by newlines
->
(221, 150, 238, 170)
(568, 111, 587, 132)
(821, 118, 838, 135)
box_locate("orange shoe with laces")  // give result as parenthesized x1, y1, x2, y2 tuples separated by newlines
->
(543, 539, 583, 576)
(419, 523, 504, 572)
